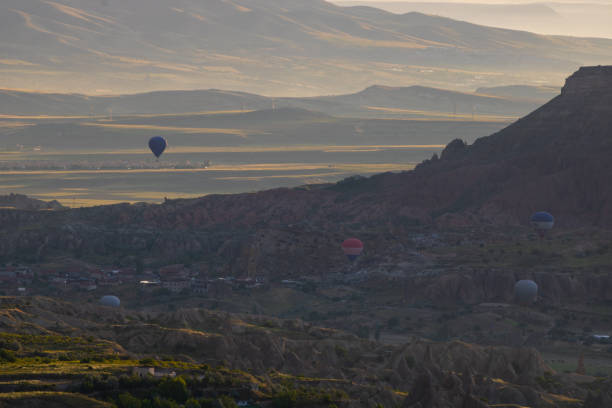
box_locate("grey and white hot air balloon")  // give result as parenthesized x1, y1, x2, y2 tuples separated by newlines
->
(514, 280, 538, 305)
(99, 295, 120, 307)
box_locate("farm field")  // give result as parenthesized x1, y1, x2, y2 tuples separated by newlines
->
(0, 106, 503, 206)
(0, 146, 432, 206)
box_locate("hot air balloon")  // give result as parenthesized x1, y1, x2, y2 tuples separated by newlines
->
(531, 211, 554, 237)
(342, 238, 363, 262)
(514, 280, 538, 305)
(148, 136, 167, 159)
(100, 295, 120, 307)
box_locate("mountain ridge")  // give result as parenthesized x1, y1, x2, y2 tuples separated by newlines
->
(1, 0, 611, 95)
(0, 83, 549, 118)
(335, 1, 612, 39)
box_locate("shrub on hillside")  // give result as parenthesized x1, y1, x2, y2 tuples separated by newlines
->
(0, 348, 16, 363)
(218, 395, 238, 408)
(157, 376, 190, 403)
(0, 338, 21, 351)
(118, 392, 142, 408)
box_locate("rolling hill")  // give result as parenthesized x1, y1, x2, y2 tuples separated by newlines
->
(1, 0, 612, 95)
(0, 84, 546, 118)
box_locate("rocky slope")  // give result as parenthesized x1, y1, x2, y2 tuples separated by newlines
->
(0, 296, 590, 408)
(410, 65, 612, 227)
(0, 84, 539, 118)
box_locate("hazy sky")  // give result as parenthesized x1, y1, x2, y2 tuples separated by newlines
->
(353, 0, 612, 3)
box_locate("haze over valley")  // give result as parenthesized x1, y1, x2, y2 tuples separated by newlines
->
(1, 81, 551, 206)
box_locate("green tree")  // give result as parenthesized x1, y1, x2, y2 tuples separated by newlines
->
(151, 397, 179, 408)
(118, 393, 142, 408)
(157, 377, 190, 403)
(198, 398, 215, 408)
(273, 389, 298, 408)
(218, 395, 237, 408)
(0, 348, 16, 363)
(185, 399, 201, 408)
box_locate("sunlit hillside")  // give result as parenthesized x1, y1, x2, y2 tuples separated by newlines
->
(2, 0, 612, 95)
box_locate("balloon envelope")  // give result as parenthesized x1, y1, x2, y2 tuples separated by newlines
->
(342, 238, 363, 262)
(148, 136, 167, 158)
(514, 280, 538, 305)
(100, 295, 120, 307)
(530, 211, 554, 231)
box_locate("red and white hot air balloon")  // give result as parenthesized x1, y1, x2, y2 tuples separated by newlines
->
(341, 238, 363, 262)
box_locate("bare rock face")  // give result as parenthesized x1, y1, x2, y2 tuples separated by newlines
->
(561, 66, 612, 97)
(403, 341, 550, 383)
(440, 138, 468, 161)
(401, 369, 497, 408)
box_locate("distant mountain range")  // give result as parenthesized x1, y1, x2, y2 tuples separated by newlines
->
(336, 1, 612, 39)
(1, 0, 611, 95)
(0, 84, 556, 118)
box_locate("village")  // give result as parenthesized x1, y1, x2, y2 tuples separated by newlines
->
(0, 263, 266, 298)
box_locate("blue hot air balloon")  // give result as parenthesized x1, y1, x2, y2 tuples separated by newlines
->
(148, 136, 167, 159)
(100, 295, 120, 307)
(530, 211, 554, 237)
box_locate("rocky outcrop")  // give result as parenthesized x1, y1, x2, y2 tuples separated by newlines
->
(561, 66, 612, 97)
(401, 370, 489, 408)
(0, 194, 65, 211)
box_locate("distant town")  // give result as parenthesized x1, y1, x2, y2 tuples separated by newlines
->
(0, 263, 262, 298)
(0, 159, 211, 172)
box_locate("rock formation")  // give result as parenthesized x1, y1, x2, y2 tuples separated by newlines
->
(0, 194, 65, 211)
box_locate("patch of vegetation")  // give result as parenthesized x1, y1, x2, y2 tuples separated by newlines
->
(271, 383, 348, 408)
(536, 371, 562, 392)
(0, 391, 111, 407)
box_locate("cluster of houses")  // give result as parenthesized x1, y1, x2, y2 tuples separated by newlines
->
(5, 263, 266, 298)
(46, 266, 141, 292)
(138, 264, 266, 296)
(131, 366, 259, 407)
(157, 267, 265, 296)
(0, 266, 33, 295)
